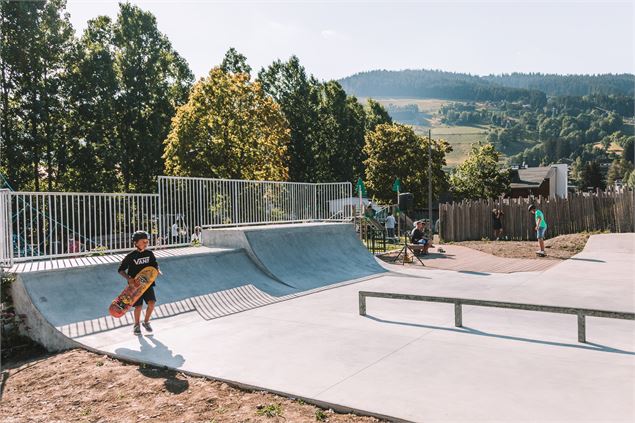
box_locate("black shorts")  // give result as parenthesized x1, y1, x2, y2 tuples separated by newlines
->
(493, 221, 502, 230)
(133, 286, 156, 307)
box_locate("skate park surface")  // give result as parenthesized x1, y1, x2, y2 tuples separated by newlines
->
(13, 224, 635, 422)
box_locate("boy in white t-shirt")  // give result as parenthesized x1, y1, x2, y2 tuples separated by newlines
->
(385, 211, 396, 240)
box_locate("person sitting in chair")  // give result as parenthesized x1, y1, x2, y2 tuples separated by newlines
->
(410, 221, 431, 255)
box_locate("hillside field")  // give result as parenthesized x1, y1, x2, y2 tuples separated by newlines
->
(362, 98, 492, 167)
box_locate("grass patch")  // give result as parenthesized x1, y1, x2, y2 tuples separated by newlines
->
(257, 403, 284, 418)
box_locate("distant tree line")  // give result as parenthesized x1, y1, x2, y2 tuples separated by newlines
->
(439, 103, 491, 125)
(339, 69, 634, 102)
(482, 73, 635, 97)
(339, 69, 548, 106)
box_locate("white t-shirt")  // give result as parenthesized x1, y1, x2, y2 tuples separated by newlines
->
(191, 232, 201, 243)
(171, 223, 179, 237)
(385, 215, 396, 229)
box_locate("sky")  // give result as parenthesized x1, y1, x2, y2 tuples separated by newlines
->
(65, 0, 635, 81)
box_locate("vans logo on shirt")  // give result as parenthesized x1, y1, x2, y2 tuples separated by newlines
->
(133, 257, 150, 265)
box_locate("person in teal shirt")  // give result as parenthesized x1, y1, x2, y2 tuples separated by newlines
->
(528, 204, 547, 255)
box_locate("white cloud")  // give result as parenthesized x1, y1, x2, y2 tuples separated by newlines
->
(320, 29, 351, 41)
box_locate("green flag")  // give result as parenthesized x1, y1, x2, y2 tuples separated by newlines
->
(392, 177, 401, 193)
(355, 177, 367, 196)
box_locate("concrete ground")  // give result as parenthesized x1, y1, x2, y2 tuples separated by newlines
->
(385, 243, 559, 273)
(72, 233, 635, 422)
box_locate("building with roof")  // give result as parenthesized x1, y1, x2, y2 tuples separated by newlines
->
(509, 164, 568, 199)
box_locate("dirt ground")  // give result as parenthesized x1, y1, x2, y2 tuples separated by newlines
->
(449, 233, 592, 260)
(377, 233, 592, 265)
(0, 349, 382, 423)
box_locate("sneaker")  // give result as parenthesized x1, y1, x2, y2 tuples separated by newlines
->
(142, 321, 153, 333)
(133, 324, 141, 336)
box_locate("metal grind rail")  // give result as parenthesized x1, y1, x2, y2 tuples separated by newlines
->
(358, 291, 635, 343)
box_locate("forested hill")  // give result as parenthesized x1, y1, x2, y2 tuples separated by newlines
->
(339, 69, 635, 100)
(482, 73, 635, 97)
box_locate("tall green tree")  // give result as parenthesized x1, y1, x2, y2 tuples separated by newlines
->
(577, 161, 605, 191)
(606, 158, 633, 187)
(623, 137, 634, 164)
(258, 56, 320, 181)
(0, 0, 74, 191)
(113, 2, 193, 192)
(539, 117, 560, 163)
(364, 123, 450, 206)
(220, 47, 251, 76)
(62, 16, 119, 192)
(314, 81, 366, 182)
(163, 67, 289, 181)
(450, 143, 510, 200)
(364, 99, 392, 132)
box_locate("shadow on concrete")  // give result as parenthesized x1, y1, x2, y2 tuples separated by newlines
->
(115, 336, 186, 369)
(425, 253, 456, 260)
(568, 257, 606, 263)
(458, 270, 491, 276)
(364, 315, 635, 356)
(385, 270, 431, 280)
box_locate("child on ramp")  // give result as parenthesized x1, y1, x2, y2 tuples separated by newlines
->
(118, 230, 160, 335)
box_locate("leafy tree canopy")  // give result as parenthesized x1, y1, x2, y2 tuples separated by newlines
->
(163, 68, 290, 181)
(364, 123, 450, 207)
(450, 143, 510, 200)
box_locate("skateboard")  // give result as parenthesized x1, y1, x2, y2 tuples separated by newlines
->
(535, 252, 546, 257)
(109, 266, 159, 318)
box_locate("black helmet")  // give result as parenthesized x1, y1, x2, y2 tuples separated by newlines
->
(132, 230, 149, 242)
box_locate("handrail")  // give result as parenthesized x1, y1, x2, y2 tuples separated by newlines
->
(358, 291, 635, 343)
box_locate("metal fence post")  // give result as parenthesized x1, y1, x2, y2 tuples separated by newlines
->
(454, 301, 462, 327)
(359, 292, 367, 316)
(578, 313, 586, 343)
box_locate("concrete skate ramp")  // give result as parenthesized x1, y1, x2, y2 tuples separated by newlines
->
(19, 250, 295, 328)
(203, 223, 386, 290)
(14, 248, 311, 349)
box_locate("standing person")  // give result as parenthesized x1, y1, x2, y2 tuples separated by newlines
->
(118, 231, 160, 335)
(171, 219, 180, 244)
(492, 208, 504, 240)
(385, 211, 396, 242)
(528, 205, 547, 256)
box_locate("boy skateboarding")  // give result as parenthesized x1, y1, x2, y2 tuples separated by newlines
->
(528, 205, 547, 256)
(118, 230, 160, 335)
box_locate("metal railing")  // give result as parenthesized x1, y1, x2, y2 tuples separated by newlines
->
(1, 177, 353, 264)
(358, 291, 635, 343)
(0, 190, 11, 267)
(157, 176, 352, 246)
(9, 192, 159, 262)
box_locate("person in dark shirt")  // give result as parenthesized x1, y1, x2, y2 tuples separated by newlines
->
(410, 220, 431, 255)
(491, 208, 504, 240)
(118, 230, 160, 335)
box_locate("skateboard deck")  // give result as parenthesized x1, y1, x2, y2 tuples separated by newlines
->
(109, 266, 159, 318)
(535, 252, 546, 257)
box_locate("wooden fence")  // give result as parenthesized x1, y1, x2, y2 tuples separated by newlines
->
(439, 190, 635, 242)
